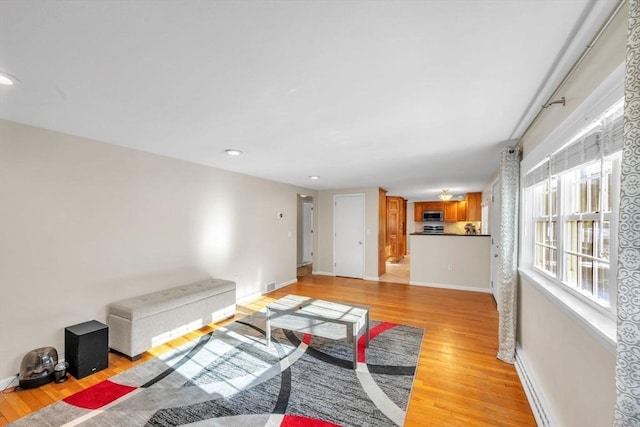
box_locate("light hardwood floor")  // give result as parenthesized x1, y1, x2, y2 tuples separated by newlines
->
(380, 255, 410, 284)
(0, 275, 535, 426)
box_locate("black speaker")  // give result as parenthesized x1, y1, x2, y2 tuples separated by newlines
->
(64, 320, 108, 379)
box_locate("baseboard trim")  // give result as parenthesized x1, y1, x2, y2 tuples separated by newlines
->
(312, 271, 335, 276)
(0, 374, 19, 391)
(311, 271, 378, 281)
(236, 291, 263, 305)
(515, 345, 556, 427)
(237, 279, 298, 305)
(276, 279, 297, 289)
(408, 281, 491, 294)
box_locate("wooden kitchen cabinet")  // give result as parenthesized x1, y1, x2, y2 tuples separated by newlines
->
(457, 200, 467, 221)
(413, 202, 424, 221)
(387, 196, 406, 262)
(466, 192, 482, 221)
(414, 201, 445, 221)
(414, 193, 481, 223)
(423, 201, 443, 211)
(443, 201, 457, 222)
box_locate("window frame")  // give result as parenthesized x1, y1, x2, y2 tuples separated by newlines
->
(527, 140, 620, 322)
(532, 178, 558, 277)
(519, 64, 624, 350)
(562, 156, 619, 311)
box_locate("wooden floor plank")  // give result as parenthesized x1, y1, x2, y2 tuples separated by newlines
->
(0, 275, 536, 426)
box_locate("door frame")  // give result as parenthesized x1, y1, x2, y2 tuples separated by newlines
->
(490, 178, 501, 303)
(302, 199, 313, 265)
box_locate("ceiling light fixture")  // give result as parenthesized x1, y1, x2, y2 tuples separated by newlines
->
(309, 176, 319, 180)
(224, 149, 243, 156)
(438, 189, 453, 201)
(0, 72, 17, 86)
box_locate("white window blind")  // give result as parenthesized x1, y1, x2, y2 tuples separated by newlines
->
(525, 160, 549, 187)
(551, 130, 600, 175)
(524, 110, 623, 187)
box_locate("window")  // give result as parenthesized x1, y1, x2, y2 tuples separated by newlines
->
(524, 99, 623, 313)
(533, 178, 557, 276)
(560, 157, 617, 307)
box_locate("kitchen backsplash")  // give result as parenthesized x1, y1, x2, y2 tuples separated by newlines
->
(414, 221, 482, 234)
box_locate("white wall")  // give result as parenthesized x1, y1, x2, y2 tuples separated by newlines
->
(515, 3, 626, 425)
(409, 235, 491, 292)
(315, 187, 380, 280)
(0, 119, 316, 379)
(518, 276, 616, 427)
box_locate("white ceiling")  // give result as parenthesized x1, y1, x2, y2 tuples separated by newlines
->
(0, 0, 619, 201)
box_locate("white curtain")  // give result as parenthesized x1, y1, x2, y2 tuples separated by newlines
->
(497, 146, 520, 364)
(614, 0, 640, 424)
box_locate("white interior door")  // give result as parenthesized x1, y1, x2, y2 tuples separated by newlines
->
(334, 194, 365, 278)
(302, 201, 313, 265)
(490, 179, 501, 303)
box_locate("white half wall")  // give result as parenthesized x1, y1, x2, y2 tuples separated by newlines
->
(409, 234, 491, 291)
(0, 119, 316, 379)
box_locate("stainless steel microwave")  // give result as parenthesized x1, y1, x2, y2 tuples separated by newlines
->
(423, 210, 443, 222)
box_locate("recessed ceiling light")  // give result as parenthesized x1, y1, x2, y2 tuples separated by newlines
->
(309, 176, 320, 180)
(225, 149, 243, 156)
(0, 72, 17, 86)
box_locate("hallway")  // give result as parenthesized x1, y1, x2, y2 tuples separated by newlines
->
(380, 255, 410, 284)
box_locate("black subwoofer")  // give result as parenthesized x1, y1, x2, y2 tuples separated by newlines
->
(64, 320, 108, 379)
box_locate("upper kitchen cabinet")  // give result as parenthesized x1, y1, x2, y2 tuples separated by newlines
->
(414, 193, 481, 222)
(450, 193, 481, 222)
(466, 192, 482, 222)
(414, 201, 444, 221)
(443, 202, 457, 222)
(457, 199, 467, 221)
(423, 201, 443, 212)
(413, 202, 424, 221)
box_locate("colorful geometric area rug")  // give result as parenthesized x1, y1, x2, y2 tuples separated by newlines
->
(10, 312, 424, 427)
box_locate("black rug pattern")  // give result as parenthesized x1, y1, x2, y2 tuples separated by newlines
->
(10, 312, 424, 427)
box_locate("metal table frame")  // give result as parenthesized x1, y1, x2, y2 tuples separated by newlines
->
(265, 295, 370, 369)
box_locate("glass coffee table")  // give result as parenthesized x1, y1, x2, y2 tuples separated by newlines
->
(265, 295, 370, 369)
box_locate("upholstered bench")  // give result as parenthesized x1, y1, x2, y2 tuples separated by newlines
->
(107, 278, 236, 360)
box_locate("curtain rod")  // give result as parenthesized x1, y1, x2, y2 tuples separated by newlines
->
(514, 0, 627, 151)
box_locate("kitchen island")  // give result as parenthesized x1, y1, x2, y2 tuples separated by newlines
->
(409, 233, 491, 292)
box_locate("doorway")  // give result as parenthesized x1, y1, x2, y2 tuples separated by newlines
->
(380, 256, 410, 284)
(302, 199, 313, 265)
(297, 195, 314, 277)
(334, 193, 365, 279)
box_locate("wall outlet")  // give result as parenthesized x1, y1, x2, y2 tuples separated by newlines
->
(447, 263, 453, 271)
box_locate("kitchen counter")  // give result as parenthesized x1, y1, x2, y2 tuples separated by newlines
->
(409, 234, 491, 292)
(410, 232, 490, 236)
